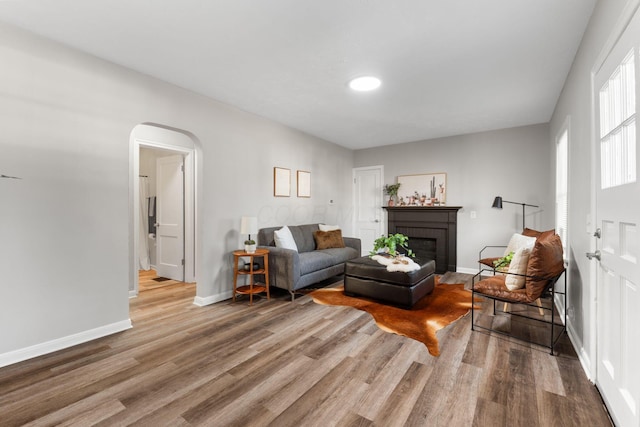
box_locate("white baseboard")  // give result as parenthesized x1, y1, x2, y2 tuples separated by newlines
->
(129, 290, 138, 298)
(455, 267, 478, 275)
(0, 319, 132, 368)
(193, 290, 233, 307)
(567, 322, 594, 381)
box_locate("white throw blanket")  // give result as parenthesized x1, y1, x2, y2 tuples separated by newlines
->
(371, 254, 420, 272)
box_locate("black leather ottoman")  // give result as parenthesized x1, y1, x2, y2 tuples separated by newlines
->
(344, 256, 436, 309)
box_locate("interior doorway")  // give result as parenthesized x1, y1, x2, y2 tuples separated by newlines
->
(352, 165, 384, 256)
(130, 124, 198, 298)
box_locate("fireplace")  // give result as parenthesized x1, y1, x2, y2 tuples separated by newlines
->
(405, 237, 437, 265)
(384, 206, 461, 274)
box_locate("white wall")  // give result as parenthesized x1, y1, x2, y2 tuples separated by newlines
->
(0, 22, 354, 365)
(549, 0, 629, 375)
(354, 123, 553, 271)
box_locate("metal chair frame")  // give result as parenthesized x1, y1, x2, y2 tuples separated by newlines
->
(471, 268, 567, 355)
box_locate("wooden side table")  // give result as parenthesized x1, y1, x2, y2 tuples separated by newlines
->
(232, 248, 270, 305)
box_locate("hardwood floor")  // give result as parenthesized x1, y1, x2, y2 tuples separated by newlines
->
(0, 272, 612, 426)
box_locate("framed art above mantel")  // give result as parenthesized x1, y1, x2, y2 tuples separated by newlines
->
(397, 173, 446, 206)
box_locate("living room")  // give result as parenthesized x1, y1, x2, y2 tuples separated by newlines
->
(0, 1, 638, 425)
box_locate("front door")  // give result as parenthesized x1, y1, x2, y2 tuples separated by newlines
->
(353, 166, 384, 256)
(594, 9, 640, 426)
(156, 154, 185, 281)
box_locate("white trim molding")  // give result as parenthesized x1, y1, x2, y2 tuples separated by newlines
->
(0, 319, 132, 368)
(194, 291, 234, 307)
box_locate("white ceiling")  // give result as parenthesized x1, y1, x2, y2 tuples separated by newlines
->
(0, 0, 596, 150)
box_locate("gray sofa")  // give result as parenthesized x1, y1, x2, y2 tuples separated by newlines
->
(257, 224, 361, 300)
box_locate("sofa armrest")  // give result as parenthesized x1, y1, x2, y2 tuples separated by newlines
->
(343, 237, 361, 255)
(258, 245, 300, 291)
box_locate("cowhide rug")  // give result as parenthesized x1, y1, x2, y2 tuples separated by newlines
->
(310, 280, 479, 356)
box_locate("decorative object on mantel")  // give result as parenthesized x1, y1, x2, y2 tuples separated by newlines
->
(491, 196, 539, 230)
(297, 170, 311, 198)
(383, 183, 401, 206)
(397, 173, 446, 206)
(273, 167, 291, 197)
(240, 216, 258, 253)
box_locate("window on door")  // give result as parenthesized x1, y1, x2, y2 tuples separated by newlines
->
(555, 125, 569, 252)
(599, 49, 637, 189)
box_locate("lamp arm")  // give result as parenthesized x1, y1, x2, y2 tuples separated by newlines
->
(501, 200, 539, 208)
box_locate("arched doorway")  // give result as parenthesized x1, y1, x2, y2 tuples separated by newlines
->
(129, 123, 201, 297)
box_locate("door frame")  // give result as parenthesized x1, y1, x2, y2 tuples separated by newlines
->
(130, 124, 198, 297)
(588, 0, 640, 382)
(352, 165, 385, 255)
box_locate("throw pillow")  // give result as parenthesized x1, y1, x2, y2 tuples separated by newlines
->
(505, 246, 531, 290)
(525, 232, 565, 300)
(274, 226, 298, 251)
(504, 233, 536, 256)
(314, 230, 345, 250)
(319, 224, 340, 232)
(522, 228, 556, 238)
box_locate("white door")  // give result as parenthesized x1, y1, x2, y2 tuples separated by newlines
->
(594, 10, 640, 426)
(156, 154, 185, 281)
(353, 166, 384, 256)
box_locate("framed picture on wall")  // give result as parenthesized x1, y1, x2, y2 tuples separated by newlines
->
(297, 170, 311, 197)
(274, 167, 291, 197)
(397, 173, 447, 206)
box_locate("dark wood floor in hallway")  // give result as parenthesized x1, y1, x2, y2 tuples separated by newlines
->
(0, 272, 612, 426)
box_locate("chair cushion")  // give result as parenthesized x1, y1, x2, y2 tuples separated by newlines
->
(473, 275, 530, 303)
(522, 228, 555, 238)
(479, 257, 500, 268)
(525, 232, 564, 300)
(504, 233, 536, 257)
(505, 246, 531, 291)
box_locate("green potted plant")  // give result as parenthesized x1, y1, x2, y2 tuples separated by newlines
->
(370, 233, 415, 259)
(383, 183, 401, 206)
(244, 239, 256, 254)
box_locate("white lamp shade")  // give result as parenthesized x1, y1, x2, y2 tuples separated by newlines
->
(240, 216, 258, 235)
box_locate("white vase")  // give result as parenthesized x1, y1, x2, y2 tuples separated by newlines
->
(245, 244, 256, 254)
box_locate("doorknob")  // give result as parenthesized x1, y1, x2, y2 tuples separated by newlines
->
(586, 250, 601, 261)
(374, 219, 380, 223)
(593, 228, 601, 238)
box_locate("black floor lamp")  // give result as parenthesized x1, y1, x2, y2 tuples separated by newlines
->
(492, 196, 539, 230)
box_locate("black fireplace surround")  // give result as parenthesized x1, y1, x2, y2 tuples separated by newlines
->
(384, 206, 462, 274)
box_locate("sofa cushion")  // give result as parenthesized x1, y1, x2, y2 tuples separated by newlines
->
(289, 224, 319, 253)
(319, 224, 340, 231)
(274, 226, 298, 251)
(314, 230, 345, 250)
(525, 232, 564, 300)
(298, 251, 335, 275)
(320, 246, 359, 264)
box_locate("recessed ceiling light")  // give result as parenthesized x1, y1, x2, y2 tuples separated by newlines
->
(348, 76, 381, 92)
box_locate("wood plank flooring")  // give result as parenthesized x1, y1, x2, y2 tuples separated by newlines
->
(0, 271, 612, 426)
